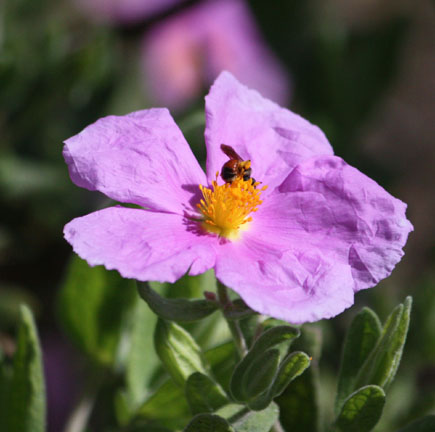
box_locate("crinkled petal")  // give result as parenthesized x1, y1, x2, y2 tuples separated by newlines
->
(64, 206, 216, 283)
(204, 72, 333, 190)
(215, 237, 354, 324)
(63, 108, 206, 215)
(275, 155, 413, 291)
(215, 153, 412, 323)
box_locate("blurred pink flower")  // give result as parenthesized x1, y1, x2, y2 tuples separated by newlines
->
(74, 0, 185, 24)
(63, 72, 412, 324)
(141, 0, 290, 110)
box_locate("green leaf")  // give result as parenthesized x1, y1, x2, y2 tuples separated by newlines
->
(335, 385, 385, 432)
(186, 372, 228, 414)
(242, 349, 280, 400)
(5, 305, 46, 432)
(138, 281, 218, 322)
(230, 326, 300, 402)
(276, 364, 320, 432)
(397, 415, 435, 432)
(125, 299, 160, 407)
(230, 402, 280, 432)
(356, 297, 412, 389)
(154, 319, 208, 387)
(57, 256, 137, 366)
(136, 379, 191, 429)
(184, 414, 234, 432)
(205, 342, 237, 392)
(114, 390, 132, 427)
(270, 351, 311, 398)
(335, 307, 382, 414)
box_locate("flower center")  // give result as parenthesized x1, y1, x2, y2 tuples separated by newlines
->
(197, 173, 267, 239)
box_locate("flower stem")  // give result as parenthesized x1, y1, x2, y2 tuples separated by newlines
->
(217, 281, 247, 359)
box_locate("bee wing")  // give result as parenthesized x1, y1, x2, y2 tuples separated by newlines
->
(220, 144, 243, 161)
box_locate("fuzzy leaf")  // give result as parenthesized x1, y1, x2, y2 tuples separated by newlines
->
(335, 307, 382, 413)
(231, 402, 280, 432)
(230, 326, 299, 402)
(335, 385, 385, 432)
(356, 297, 412, 389)
(276, 364, 320, 432)
(204, 342, 236, 392)
(5, 305, 46, 432)
(138, 282, 218, 322)
(397, 415, 435, 432)
(243, 349, 280, 400)
(125, 299, 160, 407)
(184, 414, 234, 432)
(154, 319, 208, 387)
(136, 379, 190, 429)
(270, 351, 311, 398)
(57, 256, 137, 366)
(185, 372, 228, 414)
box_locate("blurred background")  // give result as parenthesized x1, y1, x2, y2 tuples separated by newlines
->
(1, 0, 434, 431)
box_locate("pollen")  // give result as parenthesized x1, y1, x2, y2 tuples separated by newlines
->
(197, 173, 267, 240)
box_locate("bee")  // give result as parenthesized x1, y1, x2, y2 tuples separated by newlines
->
(220, 144, 256, 185)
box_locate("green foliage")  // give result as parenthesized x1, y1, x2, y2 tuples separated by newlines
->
(223, 299, 257, 321)
(397, 415, 435, 432)
(2, 305, 45, 432)
(335, 307, 382, 413)
(184, 414, 234, 432)
(154, 319, 208, 387)
(125, 299, 160, 407)
(242, 348, 281, 399)
(136, 379, 191, 428)
(185, 372, 228, 414)
(355, 297, 412, 389)
(57, 256, 137, 366)
(138, 281, 218, 322)
(205, 342, 237, 392)
(221, 402, 280, 432)
(334, 385, 385, 432)
(230, 325, 300, 401)
(270, 351, 312, 399)
(230, 325, 308, 411)
(276, 352, 320, 432)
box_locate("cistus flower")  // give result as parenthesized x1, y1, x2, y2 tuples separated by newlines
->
(63, 72, 413, 324)
(141, 0, 290, 110)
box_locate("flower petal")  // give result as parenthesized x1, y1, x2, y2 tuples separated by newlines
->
(275, 155, 413, 291)
(215, 153, 412, 323)
(215, 237, 354, 324)
(141, 0, 290, 110)
(63, 108, 206, 214)
(64, 206, 217, 283)
(204, 71, 333, 190)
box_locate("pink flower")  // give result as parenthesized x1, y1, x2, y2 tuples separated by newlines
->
(141, 0, 290, 110)
(63, 72, 412, 324)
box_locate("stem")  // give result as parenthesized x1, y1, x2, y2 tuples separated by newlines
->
(217, 281, 247, 359)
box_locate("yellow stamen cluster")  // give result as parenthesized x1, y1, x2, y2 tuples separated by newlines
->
(197, 173, 267, 239)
